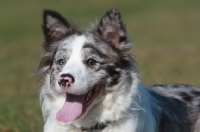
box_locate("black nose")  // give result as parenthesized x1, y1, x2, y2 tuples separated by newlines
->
(60, 74, 75, 83)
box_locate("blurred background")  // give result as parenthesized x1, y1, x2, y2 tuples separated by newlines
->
(0, 0, 199, 131)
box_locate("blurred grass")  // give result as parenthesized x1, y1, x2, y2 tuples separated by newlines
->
(0, 0, 199, 131)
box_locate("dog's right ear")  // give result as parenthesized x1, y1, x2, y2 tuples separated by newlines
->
(42, 9, 80, 51)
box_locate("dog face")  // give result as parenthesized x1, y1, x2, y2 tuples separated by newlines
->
(38, 8, 135, 123)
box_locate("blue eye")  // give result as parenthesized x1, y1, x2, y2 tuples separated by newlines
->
(58, 59, 66, 65)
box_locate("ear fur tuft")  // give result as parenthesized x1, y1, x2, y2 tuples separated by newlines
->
(88, 8, 131, 51)
(42, 9, 81, 51)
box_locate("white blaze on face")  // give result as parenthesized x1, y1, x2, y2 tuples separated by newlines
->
(55, 35, 92, 123)
(57, 35, 88, 95)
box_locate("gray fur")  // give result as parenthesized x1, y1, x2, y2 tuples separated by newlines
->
(149, 84, 200, 132)
(149, 84, 200, 107)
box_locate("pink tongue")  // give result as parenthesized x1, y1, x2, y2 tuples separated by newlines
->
(56, 94, 85, 123)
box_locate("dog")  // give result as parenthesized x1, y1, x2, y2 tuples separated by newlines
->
(37, 8, 200, 132)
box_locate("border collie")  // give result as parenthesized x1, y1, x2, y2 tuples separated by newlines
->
(37, 8, 200, 132)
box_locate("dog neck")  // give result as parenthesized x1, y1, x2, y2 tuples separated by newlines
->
(81, 122, 108, 131)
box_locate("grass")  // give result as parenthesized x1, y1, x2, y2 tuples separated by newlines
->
(0, 0, 199, 131)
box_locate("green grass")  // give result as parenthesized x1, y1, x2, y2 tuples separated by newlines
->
(0, 0, 199, 131)
(0, 94, 42, 132)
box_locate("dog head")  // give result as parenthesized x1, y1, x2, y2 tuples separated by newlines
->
(38, 8, 135, 124)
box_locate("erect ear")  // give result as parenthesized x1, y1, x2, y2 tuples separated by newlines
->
(91, 8, 130, 51)
(42, 9, 80, 51)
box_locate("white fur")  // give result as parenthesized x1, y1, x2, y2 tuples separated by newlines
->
(55, 35, 88, 95)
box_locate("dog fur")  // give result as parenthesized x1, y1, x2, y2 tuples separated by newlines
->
(37, 8, 200, 132)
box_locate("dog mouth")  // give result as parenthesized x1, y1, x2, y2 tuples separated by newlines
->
(56, 84, 100, 123)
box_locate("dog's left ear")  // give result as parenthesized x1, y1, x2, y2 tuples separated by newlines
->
(91, 8, 131, 51)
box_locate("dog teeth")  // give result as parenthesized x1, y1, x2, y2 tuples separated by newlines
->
(83, 89, 93, 104)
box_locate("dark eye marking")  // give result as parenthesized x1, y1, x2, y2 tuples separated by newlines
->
(58, 59, 66, 65)
(83, 44, 108, 58)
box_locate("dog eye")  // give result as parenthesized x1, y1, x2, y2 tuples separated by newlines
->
(58, 59, 66, 65)
(87, 59, 96, 66)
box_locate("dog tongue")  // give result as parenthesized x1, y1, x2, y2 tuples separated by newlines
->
(56, 93, 85, 123)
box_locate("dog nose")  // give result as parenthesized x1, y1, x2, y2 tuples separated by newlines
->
(61, 74, 75, 83)
(58, 74, 75, 89)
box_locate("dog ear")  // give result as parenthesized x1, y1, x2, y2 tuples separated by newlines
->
(91, 8, 130, 51)
(38, 10, 80, 73)
(42, 9, 80, 51)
